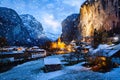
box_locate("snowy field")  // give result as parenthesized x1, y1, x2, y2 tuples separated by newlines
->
(0, 55, 120, 80)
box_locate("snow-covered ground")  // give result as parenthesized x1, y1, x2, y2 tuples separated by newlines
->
(0, 55, 120, 80)
(90, 43, 120, 57)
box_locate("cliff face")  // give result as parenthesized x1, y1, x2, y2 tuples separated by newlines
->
(61, 14, 80, 43)
(0, 7, 50, 46)
(0, 7, 25, 45)
(20, 14, 44, 40)
(78, 0, 120, 37)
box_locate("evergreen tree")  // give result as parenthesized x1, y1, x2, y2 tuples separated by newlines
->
(0, 37, 7, 47)
(93, 29, 101, 48)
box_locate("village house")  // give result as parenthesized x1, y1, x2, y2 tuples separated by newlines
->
(0, 46, 46, 63)
(93, 44, 120, 65)
(44, 58, 62, 72)
(25, 48, 46, 59)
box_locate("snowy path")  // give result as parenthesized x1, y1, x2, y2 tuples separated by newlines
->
(36, 70, 65, 80)
(0, 57, 87, 80)
(35, 62, 89, 80)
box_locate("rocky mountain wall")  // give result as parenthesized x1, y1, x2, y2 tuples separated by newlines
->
(78, 0, 120, 37)
(0, 7, 49, 46)
(61, 14, 80, 43)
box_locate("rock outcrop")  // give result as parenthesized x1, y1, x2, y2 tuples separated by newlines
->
(20, 14, 50, 46)
(60, 0, 120, 44)
(0, 7, 27, 45)
(61, 14, 80, 43)
(78, 0, 120, 37)
(20, 14, 44, 40)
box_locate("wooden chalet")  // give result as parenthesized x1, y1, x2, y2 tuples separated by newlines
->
(26, 49, 46, 58)
(44, 58, 62, 72)
(0, 46, 46, 63)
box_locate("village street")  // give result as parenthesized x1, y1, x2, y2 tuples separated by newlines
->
(0, 54, 120, 80)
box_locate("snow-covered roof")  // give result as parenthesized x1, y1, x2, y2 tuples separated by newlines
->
(91, 44, 120, 56)
(1, 46, 26, 51)
(107, 44, 120, 57)
(34, 49, 45, 51)
(44, 58, 61, 65)
(75, 46, 81, 49)
(32, 46, 39, 49)
(27, 49, 45, 52)
(108, 49, 119, 57)
(0, 51, 24, 55)
(12, 51, 24, 54)
(84, 46, 91, 49)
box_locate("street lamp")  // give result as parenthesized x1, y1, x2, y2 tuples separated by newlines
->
(113, 36, 119, 42)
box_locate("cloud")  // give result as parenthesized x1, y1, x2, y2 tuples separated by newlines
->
(46, 3, 54, 9)
(41, 13, 61, 33)
(63, 0, 85, 9)
(0, 0, 85, 40)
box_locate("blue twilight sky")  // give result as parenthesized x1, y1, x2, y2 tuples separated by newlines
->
(0, 0, 85, 39)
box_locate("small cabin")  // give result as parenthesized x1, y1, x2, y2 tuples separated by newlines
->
(0, 51, 25, 63)
(44, 58, 61, 72)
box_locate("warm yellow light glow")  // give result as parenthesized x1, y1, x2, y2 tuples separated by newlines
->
(51, 38, 65, 50)
(17, 47, 23, 51)
(100, 57, 106, 61)
(50, 38, 75, 54)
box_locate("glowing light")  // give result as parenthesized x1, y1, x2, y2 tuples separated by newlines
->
(100, 57, 106, 61)
(50, 38, 75, 54)
(51, 38, 66, 50)
(17, 47, 23, 51)
(114, 36, 119, 42)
